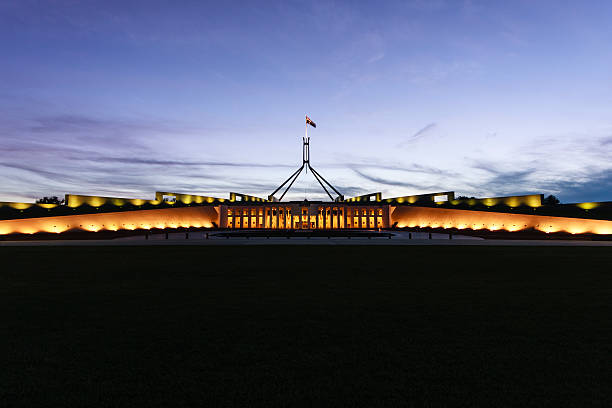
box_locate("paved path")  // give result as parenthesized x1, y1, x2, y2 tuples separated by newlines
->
(1, 231, 611, 247)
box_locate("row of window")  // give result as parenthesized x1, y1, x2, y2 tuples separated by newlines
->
(226, 215, 385, 229)
(227, 207, 384, 217)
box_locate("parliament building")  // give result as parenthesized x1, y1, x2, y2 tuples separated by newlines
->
(1, 119, 612, 238)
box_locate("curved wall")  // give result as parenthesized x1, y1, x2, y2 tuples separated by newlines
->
(391, 206, 612, 235)
(0, 206, 219, 235)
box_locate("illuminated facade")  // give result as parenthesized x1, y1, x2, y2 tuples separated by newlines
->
(222, 203, 388, 230)
(1, 190, 612, 236)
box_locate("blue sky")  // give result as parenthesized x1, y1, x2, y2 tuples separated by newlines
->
(1, 0, 611, 203)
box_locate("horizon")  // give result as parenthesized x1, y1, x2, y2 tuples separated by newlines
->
(1, 1, 611, 203)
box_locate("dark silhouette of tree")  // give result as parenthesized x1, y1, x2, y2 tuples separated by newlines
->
(36, 196, 65, 205)
(543, 195, 560, 206)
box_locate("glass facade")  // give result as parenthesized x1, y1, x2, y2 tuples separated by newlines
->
(224, 204, 388, 229)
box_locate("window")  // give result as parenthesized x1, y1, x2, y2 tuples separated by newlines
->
(434, 195, 448, 203)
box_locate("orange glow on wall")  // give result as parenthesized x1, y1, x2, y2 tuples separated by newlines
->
(576, 202, 599, 210)
(449, 194, 542, 208)
(0, 202, 60, 210)
(65, 194, 162, 208)
(391, 206, 612, 235)
(0, 206, 219, 235)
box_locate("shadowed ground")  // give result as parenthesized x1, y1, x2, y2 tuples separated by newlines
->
(2, 245, 611, 407)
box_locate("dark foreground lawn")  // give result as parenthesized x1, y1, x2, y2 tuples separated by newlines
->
(1, 245, 611, 407)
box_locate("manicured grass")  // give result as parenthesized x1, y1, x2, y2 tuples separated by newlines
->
(2, 245, 611, 407)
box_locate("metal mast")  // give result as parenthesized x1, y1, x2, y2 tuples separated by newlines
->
(268, 116, 344, 202)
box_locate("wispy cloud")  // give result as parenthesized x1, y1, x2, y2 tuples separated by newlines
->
(398, 122, 437, 147)
(351, 168, 438, 190)
(87, 157, 293, 168)
(0, 112, 298, 200)
(464, 130, 612, 202)
(467, 161, 537, 195)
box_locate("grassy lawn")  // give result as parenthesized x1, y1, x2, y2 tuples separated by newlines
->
(1, 245, 611, 407)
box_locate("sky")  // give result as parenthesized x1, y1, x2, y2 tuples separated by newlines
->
(1, 0, 611, 203)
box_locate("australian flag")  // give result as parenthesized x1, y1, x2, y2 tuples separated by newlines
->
(305, 115, 316, 128)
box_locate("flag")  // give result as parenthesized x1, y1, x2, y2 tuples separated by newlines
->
(305, 115, 316, 128)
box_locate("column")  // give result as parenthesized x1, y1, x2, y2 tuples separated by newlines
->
(334, 207, 338, 229)
(276, 207, 279, 229)
(325, 207, 328, 229)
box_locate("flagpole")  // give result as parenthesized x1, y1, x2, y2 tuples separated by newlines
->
(305, 116, 308, 174)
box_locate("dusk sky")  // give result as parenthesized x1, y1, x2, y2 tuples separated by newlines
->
(1, 0, 611, 203)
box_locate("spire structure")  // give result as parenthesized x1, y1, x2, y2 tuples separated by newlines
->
(268, 118, 344, 202)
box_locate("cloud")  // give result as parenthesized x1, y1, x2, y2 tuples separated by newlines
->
(549, 169, 612, 203)
(0, 110, 308, 200)
(467, 161, 537, 195)
(351, 168, 438, 190)
(412, 123, 437, 139)
(398, 122, 437, 147)
(343, 159, 457, 177)
(601, 136, 612, 146)
(464, 154, 612, 203)
(88, 157, 292, 168)
(0, 162, 85, 186)
(3, 107, 611, 203)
